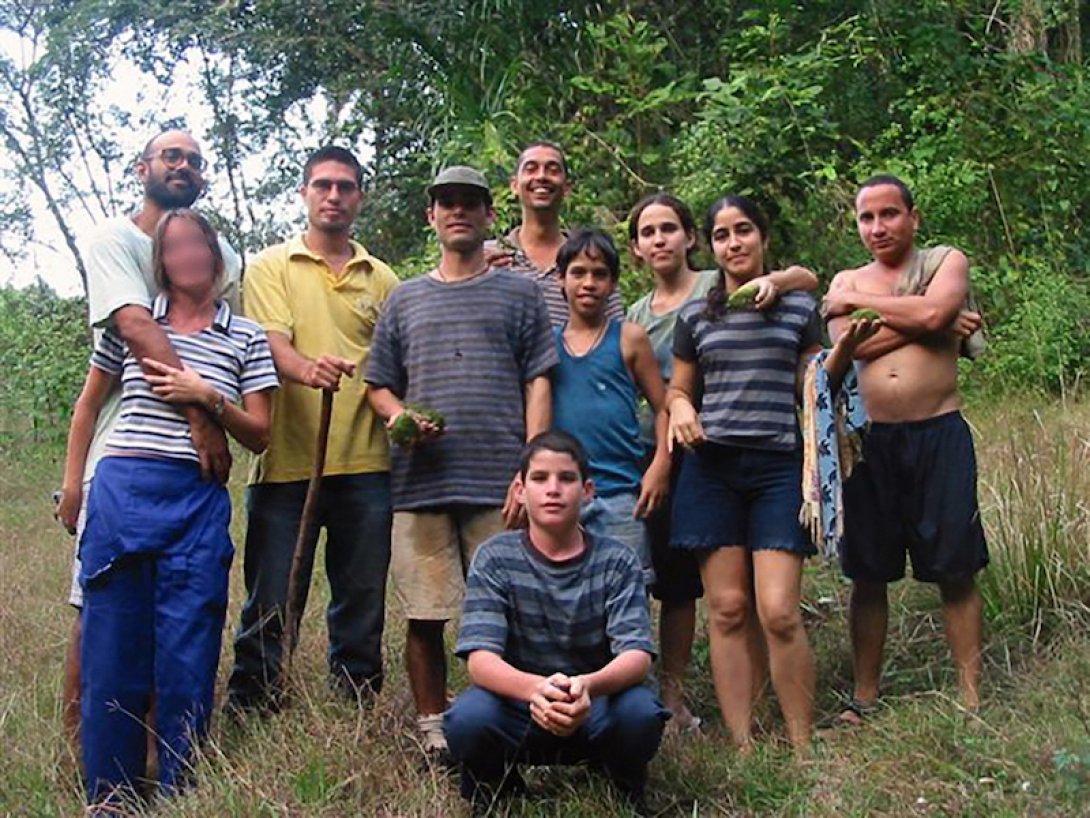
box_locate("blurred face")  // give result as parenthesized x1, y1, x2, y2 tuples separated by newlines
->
(560, 248, 614, 321)
(510, 145, 570, 213)
(428, 187, 494, 253)
(709, 206, 766, 281)
(633, 203, 695, 276)
(140, 132, 205, 209)
(160, 217, 217, 294)
(301, 160, 362, 233)
(517, 449, 592, 532)
(855, 184, 918, 265)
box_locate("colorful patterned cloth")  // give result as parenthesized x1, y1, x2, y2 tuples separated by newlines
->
(799, 352, 868, 558)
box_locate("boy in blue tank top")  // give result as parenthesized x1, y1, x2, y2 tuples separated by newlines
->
(551, 229, 670, 582)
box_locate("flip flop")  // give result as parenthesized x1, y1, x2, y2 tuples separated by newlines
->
(834, 697, 877, 727)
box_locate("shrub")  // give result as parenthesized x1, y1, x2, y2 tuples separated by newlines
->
(0, 283, 89, 446)
(975, 259, 1090, 393)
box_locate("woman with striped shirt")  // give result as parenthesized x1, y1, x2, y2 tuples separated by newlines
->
(627, 193, 818, 734)
(665, 195, 825, 753)
(58, 209, 278, 808)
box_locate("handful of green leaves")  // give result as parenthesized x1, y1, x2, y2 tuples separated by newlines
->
(727, 281, 761, 310)
(850, 308, 881, 320)
(388, 405, 446, 447)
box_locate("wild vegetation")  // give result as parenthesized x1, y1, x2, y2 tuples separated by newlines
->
(1, 399, 1088, 815)
(2, 1, 1089, 815)
(2, 1, 1089, 392)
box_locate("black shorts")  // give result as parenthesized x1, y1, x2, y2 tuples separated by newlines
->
(645, 452, 703, 603)
(841, 411, 988, 584)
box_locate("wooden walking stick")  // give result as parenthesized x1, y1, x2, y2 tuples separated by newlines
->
(280, 388, 334, 686)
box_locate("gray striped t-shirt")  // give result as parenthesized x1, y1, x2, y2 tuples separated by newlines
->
(486, 229, 625, 328)
(91, 295, 279, 463)
(365, 268, 558, 509)
(456, 531, 655, 677)
(673, 290, 821, 451)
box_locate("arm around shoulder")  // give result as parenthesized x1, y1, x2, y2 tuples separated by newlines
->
(770, 264, 819, 293)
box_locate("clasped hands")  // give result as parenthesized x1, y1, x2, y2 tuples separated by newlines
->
(529, 672, 591, 737)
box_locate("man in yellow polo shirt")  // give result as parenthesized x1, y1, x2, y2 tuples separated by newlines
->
(228, 146, 399, 712)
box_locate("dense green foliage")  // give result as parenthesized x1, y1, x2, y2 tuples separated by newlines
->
(2, 0, 1088, 397)
(0, 284, 88, 444)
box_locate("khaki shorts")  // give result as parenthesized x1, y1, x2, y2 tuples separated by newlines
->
(391, 506, 505, 620)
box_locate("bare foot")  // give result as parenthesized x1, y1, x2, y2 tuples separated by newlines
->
(664, 703, 702, 737)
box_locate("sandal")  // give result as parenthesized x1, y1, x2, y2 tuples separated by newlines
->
(835, 697, 877, 727)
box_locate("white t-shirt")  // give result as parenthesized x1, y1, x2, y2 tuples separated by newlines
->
(79, 215, 242, 480)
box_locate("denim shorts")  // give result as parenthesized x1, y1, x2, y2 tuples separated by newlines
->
(581, 492, 652, 585)
(671, 442, 815, 556)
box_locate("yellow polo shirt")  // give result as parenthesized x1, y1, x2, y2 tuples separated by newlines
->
(243, 235, 399, 484)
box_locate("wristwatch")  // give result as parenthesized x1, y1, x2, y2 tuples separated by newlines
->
(210, 392, 227, 420)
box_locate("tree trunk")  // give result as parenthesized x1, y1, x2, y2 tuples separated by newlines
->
(1009, 0, 1047, 55)
(1057, 0, 1082, 63)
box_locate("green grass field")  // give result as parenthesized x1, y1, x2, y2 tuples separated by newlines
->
(2, 400, 1089, 816)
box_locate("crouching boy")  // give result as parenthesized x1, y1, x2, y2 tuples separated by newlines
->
(444, 431, 668, 810)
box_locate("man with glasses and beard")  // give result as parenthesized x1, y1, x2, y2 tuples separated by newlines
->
(55, 129, 241, 759)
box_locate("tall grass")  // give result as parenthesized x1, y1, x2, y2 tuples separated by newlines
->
(4, 401, 1090, 815)
(974, 400, 1090, 639)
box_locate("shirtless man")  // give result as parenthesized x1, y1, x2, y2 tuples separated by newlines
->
(824, 174, 988, 718)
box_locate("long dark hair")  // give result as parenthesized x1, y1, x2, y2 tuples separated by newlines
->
(702, 195, 769, 320)
(627, 192, 699, 271)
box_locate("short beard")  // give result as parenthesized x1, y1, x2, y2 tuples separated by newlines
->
(145, 176, 201, 209)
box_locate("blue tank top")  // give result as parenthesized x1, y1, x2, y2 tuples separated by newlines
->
(552, 320, 644, 497)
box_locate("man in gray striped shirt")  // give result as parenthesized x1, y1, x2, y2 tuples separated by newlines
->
(444, 431, 666, 810)
(484, 142, 623, 328)
(366, 166, 556, 759)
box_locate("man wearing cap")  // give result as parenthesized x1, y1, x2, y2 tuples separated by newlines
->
(485, 141, 623, 327)
(227, 145, 400, 712)
(366, 165, 557, 758)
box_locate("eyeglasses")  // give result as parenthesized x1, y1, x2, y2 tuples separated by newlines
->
(308, 179, 360, 195)
(144, 148, 206, 172)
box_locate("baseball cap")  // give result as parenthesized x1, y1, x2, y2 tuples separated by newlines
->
(427, 166, 492, 204)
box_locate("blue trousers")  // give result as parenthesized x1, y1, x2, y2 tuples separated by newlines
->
(444, 685, 667, 801)
(228, 473, 392, 705)
(79, 457, 232, 806)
